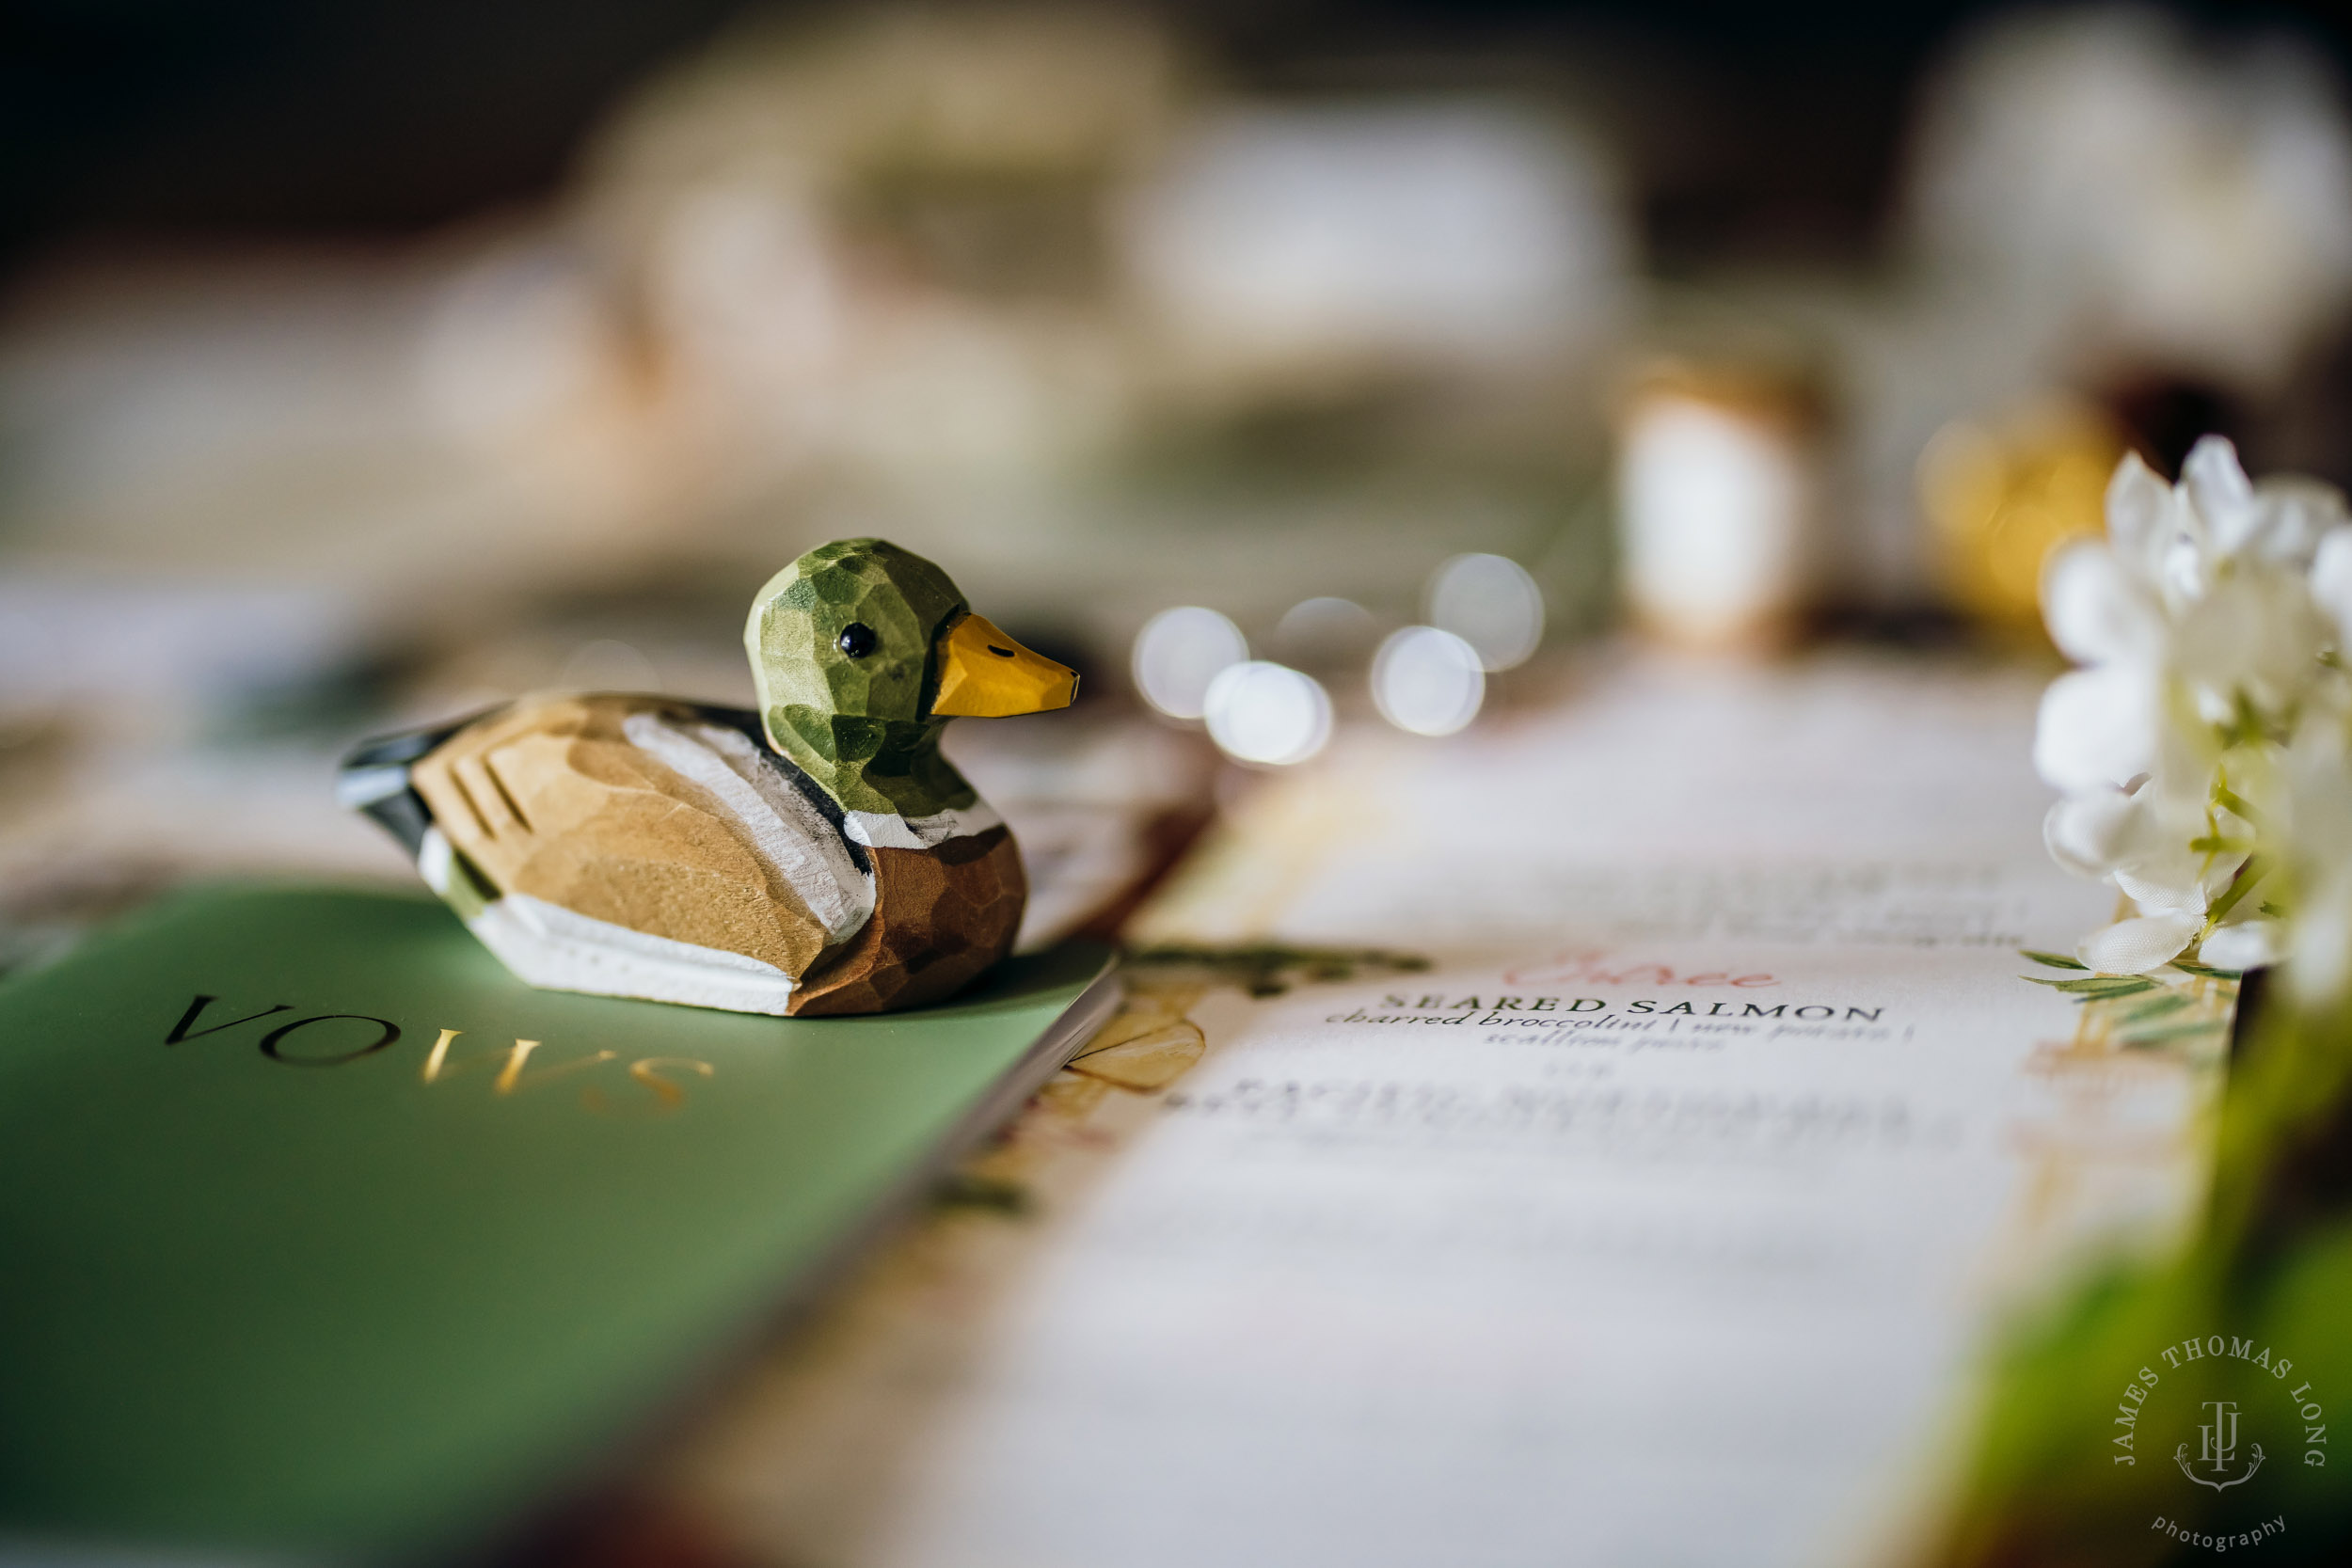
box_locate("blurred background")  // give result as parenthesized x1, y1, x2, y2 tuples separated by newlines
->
(10, 0, 2352, 962)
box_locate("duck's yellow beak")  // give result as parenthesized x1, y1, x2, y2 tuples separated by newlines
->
(930, 612, 1078, 718)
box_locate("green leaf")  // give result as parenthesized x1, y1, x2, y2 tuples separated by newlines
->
(2020, 949, 2089, 971)
(2201, 855, 2267, 932)
(2024, 974, 2159, 998)
(2116, 1020, 2229, 1048)
(2119, 991, 2193, 1024)
(2171, 958, 2244, 979)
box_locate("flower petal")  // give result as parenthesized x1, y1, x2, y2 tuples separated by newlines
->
(2313, 527, 2352, 645)
(2173, 568, 2325, 714)
(2161, 535, 2207, 602)
(2077, 911, 2202, 974)
(2201, 919, 2286, 972)
(2113, 807, 2241, 913)
(2292, 878, 2352, 1003)
(2116, 865, 2210, 915)
(2043, 790, 2138, 879)
(2184, 435, 2255, 552)
(2034, 667, 2159, 794)
(2285, 717, 2352, 867)
(2042, 541, 2162, 666)
(2106, 451, 2175, 578)
(2242, 477, 2348, 567)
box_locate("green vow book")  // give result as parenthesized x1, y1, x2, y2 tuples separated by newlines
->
(0, 884, 1117, 1561)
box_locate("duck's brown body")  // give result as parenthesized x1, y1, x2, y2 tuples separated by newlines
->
(358, 693, 1025, 1016)
(795, 825, 1025, 1015)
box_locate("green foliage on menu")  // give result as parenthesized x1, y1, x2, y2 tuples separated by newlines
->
(0, 884, 1109, 1560)
(1937, 979, 2352, 1565)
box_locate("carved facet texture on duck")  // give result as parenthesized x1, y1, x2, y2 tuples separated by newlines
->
(340, 541, 1073, 1016)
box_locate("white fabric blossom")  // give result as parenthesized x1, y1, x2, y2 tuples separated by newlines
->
(2037, 436, 2352, 990)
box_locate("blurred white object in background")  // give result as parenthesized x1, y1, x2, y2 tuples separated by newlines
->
(1132, 606, 1248, 721)
(412, 238, 663, 521)
(1122, 102, 1628, 380)
(586, 4, 1182, 205)
(415, 241, 632, 446)
(577, 4, 1182, 495)
(1910, 7, 2352, 393)
(1616, 368, 1817, 652)
(636, 179, 842, 471)
(1425, 552, 1544, 672)
(1202, 660, 1331, 766)
(1371, 625, 1485, 736)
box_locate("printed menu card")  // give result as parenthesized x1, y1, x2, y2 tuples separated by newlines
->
(647, 657, 2236, 1568)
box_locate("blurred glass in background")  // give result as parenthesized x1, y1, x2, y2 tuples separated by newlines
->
(1616, 359, 1819, 651)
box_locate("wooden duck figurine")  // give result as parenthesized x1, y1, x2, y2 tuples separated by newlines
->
(339, 540, 1076, 1015)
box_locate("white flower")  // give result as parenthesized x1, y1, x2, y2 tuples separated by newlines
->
(2292, 876, 2352, 1001)
(2312, 527, 2352, 657)
(2078, 911, 2205, 974)
(2042, 787, 2141, 878)
(2034, 665, 2159, 794)
(2037, 437, 2352, 986)
(2202, 917, 2287, 973)
(2042, 538, 2165, 665)
(2278, 719, 2352, 1001)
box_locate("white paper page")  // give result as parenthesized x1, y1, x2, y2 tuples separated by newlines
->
(663, 656, 2231, 1568)
(1136, 655, 2111, 955)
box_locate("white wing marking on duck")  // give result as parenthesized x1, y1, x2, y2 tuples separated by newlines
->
(841, 801, 1006, 849)
(418, 826, 454, 894)
(621, 711, 876, 943)
(474, 894, 798, 1016)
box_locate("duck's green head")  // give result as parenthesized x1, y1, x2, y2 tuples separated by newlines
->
(745, 539, 1076, 818)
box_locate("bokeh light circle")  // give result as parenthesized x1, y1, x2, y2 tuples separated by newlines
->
(1426, 552, 1544, 671)
(1203, 660, 1333, 765)
(1132, 606, 1248, 721)
(1372, 625, 1486, 736)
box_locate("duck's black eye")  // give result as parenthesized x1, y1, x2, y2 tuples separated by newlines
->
(837, 623, 877, 659)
